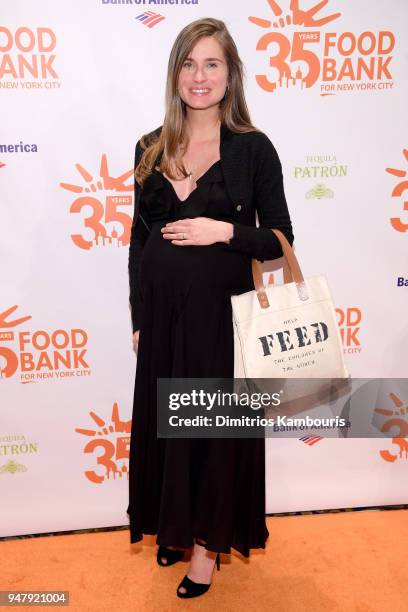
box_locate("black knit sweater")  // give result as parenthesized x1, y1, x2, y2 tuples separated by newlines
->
(128, 123, 294, 332)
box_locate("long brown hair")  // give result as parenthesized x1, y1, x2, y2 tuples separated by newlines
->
(134, 17, 259, 187)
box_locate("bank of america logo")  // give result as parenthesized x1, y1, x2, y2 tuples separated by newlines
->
(135, 11, 165, 28)
(299, 435, 324, 446)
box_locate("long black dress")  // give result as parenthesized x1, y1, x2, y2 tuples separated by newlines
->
(127, 159, 269, 558)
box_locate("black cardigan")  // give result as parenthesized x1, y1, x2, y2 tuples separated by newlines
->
(128, 123, 294, 332)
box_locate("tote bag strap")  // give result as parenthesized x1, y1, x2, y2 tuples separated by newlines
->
(251, 229, 308, 308)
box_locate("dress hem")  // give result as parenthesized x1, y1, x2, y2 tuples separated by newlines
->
(128, 523, 269, 559)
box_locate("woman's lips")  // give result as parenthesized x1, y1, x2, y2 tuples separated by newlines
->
(189, 88, 211, 96)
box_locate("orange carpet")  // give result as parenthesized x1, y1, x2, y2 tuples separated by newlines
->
(2, 509, 407, 611)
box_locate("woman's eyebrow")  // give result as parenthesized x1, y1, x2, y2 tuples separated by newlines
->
(184, 57, 224, 62)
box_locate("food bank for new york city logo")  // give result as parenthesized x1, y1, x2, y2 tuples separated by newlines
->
(75, 402, 131, 484)
(60, 154, 133, 250)
(0, 27, 61, 89)
(335, 307, 362, 355)
(0, 305, 91, 383)
(249, 0, 395, 96)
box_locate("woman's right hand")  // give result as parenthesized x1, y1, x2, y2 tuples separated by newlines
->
(133, 330, 140, 353)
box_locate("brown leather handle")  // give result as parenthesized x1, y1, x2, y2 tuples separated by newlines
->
(252, 229, 304, 293)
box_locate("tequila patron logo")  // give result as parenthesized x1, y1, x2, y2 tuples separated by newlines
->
(0, 305, 91, 383)
(75, 401, 131, 484)
(249, 0, 395, 96)
(0, 434, 38, 475)
(335, 307, 362, 355)
(386, 148, 408, 233)
(0, 27, 61, 89)
(60, 154, 134, 250)
(375, 392, 408, 464)
(294, 153, 347, 199)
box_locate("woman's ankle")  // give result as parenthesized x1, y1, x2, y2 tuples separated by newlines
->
(187, 543, 217, 582)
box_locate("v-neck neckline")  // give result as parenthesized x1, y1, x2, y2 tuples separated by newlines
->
(160, 159, 221, 203)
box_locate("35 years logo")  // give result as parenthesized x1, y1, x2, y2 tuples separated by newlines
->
(249, 0, 395, 96)
(386, 148, 408, 233)
(75, 401, 131, 484)
(375, 391, 408, 464)
(0, 305, 90, 383)
(60, 154, 134, 250)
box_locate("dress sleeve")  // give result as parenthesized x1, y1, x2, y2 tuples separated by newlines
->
(128, 140, 151, 333)
(222, 133, 294, 262)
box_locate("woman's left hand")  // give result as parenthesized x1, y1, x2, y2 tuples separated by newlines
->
(161, 217, 233, 246)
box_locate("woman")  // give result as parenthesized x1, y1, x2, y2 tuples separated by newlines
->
(127, 17, 294, 599)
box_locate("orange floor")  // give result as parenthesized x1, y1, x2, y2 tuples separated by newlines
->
(2, 509, 407, 611)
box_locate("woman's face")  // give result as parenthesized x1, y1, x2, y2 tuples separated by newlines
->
(178, 36, 229, 111)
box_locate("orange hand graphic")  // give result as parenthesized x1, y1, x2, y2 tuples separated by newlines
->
(249, 0, 341, 29)
(290, 0, 341, 27)
(60, 154, 133, 193)
(0, 305, 32, 329)
(386, 149, 408, 179)
(375, 392, 407, 417)
(75, 403, 131, 436)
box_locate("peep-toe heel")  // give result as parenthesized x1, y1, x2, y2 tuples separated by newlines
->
(176, 552, 221, 599)
(157, 545, 184, 567)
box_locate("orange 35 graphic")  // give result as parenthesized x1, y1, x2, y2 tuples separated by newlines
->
(386, 149, 408, 233)
(60, 154, 134, 250)
(375, 392, 408, 463)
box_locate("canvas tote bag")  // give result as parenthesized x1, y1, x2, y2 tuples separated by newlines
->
(231, 229, 349, 410)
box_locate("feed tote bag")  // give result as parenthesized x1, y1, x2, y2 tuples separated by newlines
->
(231, 229, 349, 410)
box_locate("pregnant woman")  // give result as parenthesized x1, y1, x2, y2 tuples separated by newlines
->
(127, 17, 294, 599)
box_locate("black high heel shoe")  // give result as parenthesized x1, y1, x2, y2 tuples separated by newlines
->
(176, 552, 220, 599)
(157, 545, 184, 567)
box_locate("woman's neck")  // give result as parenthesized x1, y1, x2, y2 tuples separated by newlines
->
(184, 108, 221, 144)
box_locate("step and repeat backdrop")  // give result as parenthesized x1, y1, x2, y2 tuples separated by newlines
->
(1, 0, 407, 537)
